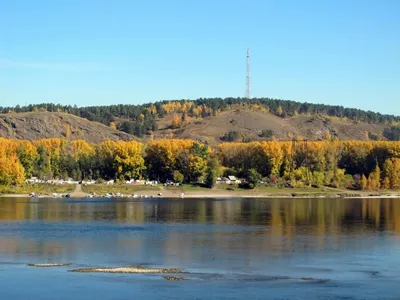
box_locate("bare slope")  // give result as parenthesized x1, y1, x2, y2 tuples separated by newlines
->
(154, 110, 388, 145)
(0, 112, 134, 143)
(0, 109, 390, 144)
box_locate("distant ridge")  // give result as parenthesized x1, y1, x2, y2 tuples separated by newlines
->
(1, 97, 399, 143)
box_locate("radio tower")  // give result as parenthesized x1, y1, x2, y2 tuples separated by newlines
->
(246, 48, 251, 100)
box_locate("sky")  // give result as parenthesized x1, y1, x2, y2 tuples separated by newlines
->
(1, 0, 399, 114)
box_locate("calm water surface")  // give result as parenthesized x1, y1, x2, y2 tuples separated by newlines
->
(1, 197, 400, 299)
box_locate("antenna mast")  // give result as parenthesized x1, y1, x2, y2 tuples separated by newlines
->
(246, 48, 251, 99)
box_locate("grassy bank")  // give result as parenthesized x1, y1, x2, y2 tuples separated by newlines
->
(82, 184, 161, 195)
(165, 184, 338, 193)
(1, 183, 398, 199)
(0, 184, 75, 195)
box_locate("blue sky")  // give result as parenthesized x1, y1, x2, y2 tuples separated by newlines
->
(1, 0, 399, 114)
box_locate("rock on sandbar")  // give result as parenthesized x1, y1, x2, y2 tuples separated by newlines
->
(27, 263, 72, 267)
(69, 265, 185, 274)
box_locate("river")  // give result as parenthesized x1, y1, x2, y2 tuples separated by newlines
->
(0, 197, 400, 299)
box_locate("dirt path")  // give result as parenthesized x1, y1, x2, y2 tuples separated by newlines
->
(69, 184, 88, 198)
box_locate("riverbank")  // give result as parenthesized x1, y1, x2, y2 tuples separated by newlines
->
(1, 184, 400, 199)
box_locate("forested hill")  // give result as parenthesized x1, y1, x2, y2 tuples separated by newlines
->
(1, 97, 399, 143)
(2, 97, 399, 125)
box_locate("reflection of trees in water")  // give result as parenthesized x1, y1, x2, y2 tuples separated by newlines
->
(1, 199, 400, 231)
(1, 198, 400, 263)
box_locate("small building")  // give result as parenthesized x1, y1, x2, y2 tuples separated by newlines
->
(26, 177, 39, 184)
(82, 180, 96, 185)
(228, 176, 241, 184)
(220, 177, 232, 184)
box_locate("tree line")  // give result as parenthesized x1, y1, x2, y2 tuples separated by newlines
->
(1, 138, 400, 190)
(1, 98, 399, 138)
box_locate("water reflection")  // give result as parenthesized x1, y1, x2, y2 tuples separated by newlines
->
(0, 198, 400, 267)
(0, 198, 399, 230)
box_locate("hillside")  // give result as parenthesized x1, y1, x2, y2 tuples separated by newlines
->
(0, 98, 398, 143)
(0, 112, 134, 143)
(154, 109, 389, 145)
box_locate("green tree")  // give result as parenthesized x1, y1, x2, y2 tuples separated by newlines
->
(247, 168, 262, 189)
(173, 170, 184, 184)
(311, 171, 325, 187)
(36, 145, 52, 180)
(205, 158, 220, 188)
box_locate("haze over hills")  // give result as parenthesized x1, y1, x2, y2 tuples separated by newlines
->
(0, 97, 399, 144)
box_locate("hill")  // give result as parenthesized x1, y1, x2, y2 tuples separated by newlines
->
(0, 112, 134, 143)
(154, 109, 389, 145)
(0, 97, 399, 143)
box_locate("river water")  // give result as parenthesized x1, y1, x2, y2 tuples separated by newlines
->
(1, 197, 400, 299)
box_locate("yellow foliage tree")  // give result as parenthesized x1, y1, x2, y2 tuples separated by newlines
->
(113, 141, 146, 179)
(276, 105, 284, 117)
(70, 140, 95, 159)
(109, 122, 117, 130)
(383, 158, 400, 189)
(367, 165, 381, 190)
(171, 114, 182, 129)
(360, 174, 368, 190)
(0, 156, 25, 185)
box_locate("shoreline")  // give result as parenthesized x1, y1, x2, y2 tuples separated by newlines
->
(1, 190, 400, 199)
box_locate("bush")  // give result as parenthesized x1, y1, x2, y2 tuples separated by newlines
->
(344, 174, 354, 189)
(221, 131, 242, 142)
(247, 168, 262, 189)
(259, 129, 273, 138)
(173, 170, 184, 184)
(311, 171, 324, 187)
(269, 175, 279, 184)
(368, 132, 379, 141)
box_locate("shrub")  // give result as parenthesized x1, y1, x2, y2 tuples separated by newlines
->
(173, 170, 184, 184)
(221, 131, 241, 142)
(259, 129, 274, 138)
(247, 168, 262, 189)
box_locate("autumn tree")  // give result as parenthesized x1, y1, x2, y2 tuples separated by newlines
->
(276, 105, 284, 117)
(109, 122, 117, 130)
(113, 141, 146, 179)
(16, 142, 39, 178)
(360, 174, 368, 190)
(0, 156, 25, 185)
(1, 136, 400, 191)
(382, 158, 400, 189)
(367, 165, 381, 190)
(171, 114, 182, 129)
